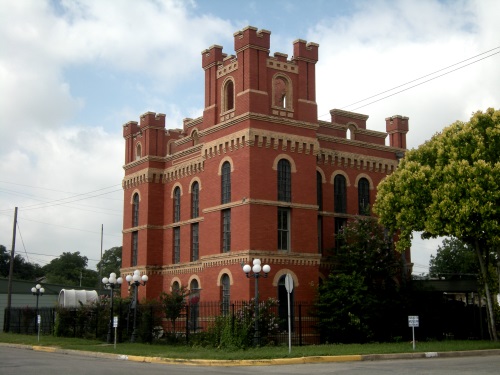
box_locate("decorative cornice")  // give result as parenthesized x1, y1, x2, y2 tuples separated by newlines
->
(317, 148, 399, 174)
(151, 250, 322, 276)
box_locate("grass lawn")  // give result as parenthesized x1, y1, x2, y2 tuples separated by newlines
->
(1, 333, 499, 360)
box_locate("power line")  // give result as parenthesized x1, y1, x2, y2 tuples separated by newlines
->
(16, 222, 30, 264)
(16, 216, 122, 237)
(341, 46, 500, 110)
(318, 45, 500, 118)
(350, 51, 500, 111)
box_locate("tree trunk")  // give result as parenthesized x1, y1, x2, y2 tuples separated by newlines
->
(475, 239, 498, 341)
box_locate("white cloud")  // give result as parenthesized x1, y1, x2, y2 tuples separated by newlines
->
(310, 0, 500, 149)
(1, 0, 498, 275)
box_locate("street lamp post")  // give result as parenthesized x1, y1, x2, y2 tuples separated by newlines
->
(242, 259, 271, 346)
(125, 270, 148, 343)
(102, 272, 123, 344)
(31, 284, 44, 333)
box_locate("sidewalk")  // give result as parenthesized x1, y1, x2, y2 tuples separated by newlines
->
(2, 343, 500, 367)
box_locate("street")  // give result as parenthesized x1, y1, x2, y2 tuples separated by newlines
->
(1, 346, 499, 375)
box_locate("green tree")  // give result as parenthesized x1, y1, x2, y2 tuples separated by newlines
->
(315, 217, 403, 343)
(42, 251, 98, 288)
(374, 108, 500, 341)
(159, 286, 188, 335)
(429, 238, 479, 280)
(96, 246, 122, 277)
(0, 244, 43, 281)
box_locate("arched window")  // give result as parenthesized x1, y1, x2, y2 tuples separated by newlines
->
(277, 159, 291, 202)
(221, 161, 231, 204)
(132, 193, 139, 227)
(358, 178, 370, 215)
(274, 76, 289, 109)
(220, 274, 230, 316)
(334, 175, 347, 213)
(192, 130, 199, 146)
(172, 281, 180, 292)
(224, 80, 235, 112)
(136, 143, 142, 160)
(191, 181, 199, 218)
(174, 187, 181, 222)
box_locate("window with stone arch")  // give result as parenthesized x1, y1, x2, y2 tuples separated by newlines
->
(136, 143, 142, 160)
(223, 78, 235, 112)
(221, 161, 231, 204)
(273, 75, 292, 110)
(191, 181, 199, 218)
(132, 192, 140, 227)
(220, 274, 230, 316)
(191, 130, 199, 146)
(334, 174, 347, 213)
(173, 186, 181, 222)
(277, 159, 292, 202)
(358, 177, 370, 215)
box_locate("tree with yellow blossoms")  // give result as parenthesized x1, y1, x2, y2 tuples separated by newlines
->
(374, 108, 500, 341)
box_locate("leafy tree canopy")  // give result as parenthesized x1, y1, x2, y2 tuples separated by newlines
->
(42, 251, 98, 288)
(0, 244, 44, 281)
(96, 246, 122, 277)
(429, 238, 478, 280)
(374, 108, 500, 341)
(315, 217, 404, 343)
(374, 108, 500, 251)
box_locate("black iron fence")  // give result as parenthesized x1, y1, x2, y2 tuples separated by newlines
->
(3, 300, 320, 345)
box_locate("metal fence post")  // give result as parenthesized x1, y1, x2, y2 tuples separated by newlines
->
(299, 303, 303, 346)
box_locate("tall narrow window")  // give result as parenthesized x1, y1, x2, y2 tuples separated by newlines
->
(274, 77, 288, 109)
(136, 144, 142, 160)
(317, 216, 323, 254)
(334, 175, 347, 213)
(222, 209, 231, 253)
(316, 172, 323, 211)
(221, 161, 231, 204)
(358, 178, 370, 215)
(277, 159, 291, 202)
(278, 207, 290, 251)
(173, 227, 180, 264)
(132, 231, 138, 266)
(132, 193, 139, 227)
(174, 187, 181, 222)
(221, 274, 230, 316)
(225, 80, 234, 111)
(191, 182, 199, 218)
(191, 223, 199, 261)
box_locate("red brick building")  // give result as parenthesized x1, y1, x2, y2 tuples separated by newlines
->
(120, 26, 411, 309)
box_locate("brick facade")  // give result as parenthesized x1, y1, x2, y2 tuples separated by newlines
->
(120, 26, 411, 307)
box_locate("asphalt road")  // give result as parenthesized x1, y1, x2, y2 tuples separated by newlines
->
(1, 346, 500, 375)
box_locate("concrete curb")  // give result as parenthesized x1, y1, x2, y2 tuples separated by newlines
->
(2, 343, 500, 367)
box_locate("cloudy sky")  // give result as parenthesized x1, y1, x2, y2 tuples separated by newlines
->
(0, 0, 499, 276)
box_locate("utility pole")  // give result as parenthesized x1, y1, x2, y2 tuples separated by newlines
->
(5, 207, 18, 333)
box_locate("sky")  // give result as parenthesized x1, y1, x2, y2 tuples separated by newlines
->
(0, 0, 499, 276)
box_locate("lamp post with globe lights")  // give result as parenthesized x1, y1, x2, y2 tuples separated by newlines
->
(31, 284, 44, 334)
(125, 270, 148, 343)
(102, 273, 123, 344)
(242, 259, 271, 346)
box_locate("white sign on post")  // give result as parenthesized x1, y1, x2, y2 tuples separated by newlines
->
(285, 273, 294, 354)
(408, 315, 419, 350)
